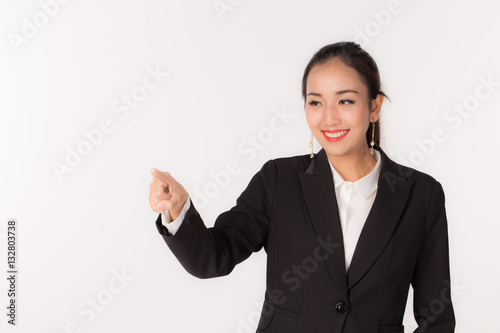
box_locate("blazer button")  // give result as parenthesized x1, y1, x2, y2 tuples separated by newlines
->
(335, 301, 347, 313)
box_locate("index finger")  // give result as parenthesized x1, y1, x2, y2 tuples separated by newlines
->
(151, 168, 170, 184)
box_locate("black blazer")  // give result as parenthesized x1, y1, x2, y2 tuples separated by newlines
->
(155, 144, 456, 333)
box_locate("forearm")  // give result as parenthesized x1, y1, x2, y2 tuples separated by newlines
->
(156, 201, 264, 279)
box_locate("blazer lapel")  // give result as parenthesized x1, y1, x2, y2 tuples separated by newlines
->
(298, 144, 414, 297)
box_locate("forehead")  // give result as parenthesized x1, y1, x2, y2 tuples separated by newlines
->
(306, 59, 367, 95)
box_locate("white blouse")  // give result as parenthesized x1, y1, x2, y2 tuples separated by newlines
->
(161, 149, 382, 273)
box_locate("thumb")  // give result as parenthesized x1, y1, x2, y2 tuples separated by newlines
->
(158, 200, 168, 211)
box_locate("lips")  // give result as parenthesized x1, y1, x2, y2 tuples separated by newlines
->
(321, 129, 350, 142)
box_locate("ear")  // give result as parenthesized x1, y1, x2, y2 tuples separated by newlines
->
(370, 94, 384, 122)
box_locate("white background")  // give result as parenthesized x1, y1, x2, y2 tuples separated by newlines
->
(1, 0, 499, 332)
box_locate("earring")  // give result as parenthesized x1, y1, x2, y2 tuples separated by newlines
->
(370, 121, 375, 156)
(309, 132, 314, 158)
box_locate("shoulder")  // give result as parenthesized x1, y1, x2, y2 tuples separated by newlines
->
(253, 153, 311, 187)
(387, 157, 444, 195)
(262, 152, 312, 173)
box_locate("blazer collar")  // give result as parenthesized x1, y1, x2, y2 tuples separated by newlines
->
(298, 144, 414, 298)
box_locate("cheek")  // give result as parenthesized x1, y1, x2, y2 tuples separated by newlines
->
(345, 107, 368, 126)
(305, 109, 322, 127)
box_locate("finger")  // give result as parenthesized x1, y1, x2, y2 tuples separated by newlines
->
(152, 171, 171, 193)
(152, 188, 172, 200)
(153, 182, 172, 199)
(149, 192, 158, 212)
(149, 191, 159, 212)
(150, 182, 168, 201)
(150, 192, 169, 212)
(156, 199, 171, 212)
(151, 168, 170, 183)
(163, 180, 172, 194)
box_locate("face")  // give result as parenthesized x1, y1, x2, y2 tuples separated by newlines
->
(305, 59, 382, 158)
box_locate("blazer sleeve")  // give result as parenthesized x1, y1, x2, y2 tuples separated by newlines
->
(154, 159, 277, 279)
(411, 181, 456, 332)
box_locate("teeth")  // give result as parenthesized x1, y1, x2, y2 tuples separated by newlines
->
(324, 130, 348, 138)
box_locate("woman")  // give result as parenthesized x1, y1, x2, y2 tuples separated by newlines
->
(149, 41, 456, 333)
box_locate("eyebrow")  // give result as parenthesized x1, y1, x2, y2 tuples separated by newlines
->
(307, 90, 359, 97)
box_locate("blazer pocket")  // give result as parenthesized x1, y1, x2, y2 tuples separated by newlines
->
(257, 300, 275, 332)
(257, 300, 301, 333)
(379, 324, 404, 332)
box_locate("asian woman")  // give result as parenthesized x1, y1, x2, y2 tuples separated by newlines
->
(149, 41, 455, 333)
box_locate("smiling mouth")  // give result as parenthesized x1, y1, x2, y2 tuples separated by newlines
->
(322, 129, 350, 139)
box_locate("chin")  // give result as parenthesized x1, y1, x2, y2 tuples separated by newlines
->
(322, 145, 349, 156)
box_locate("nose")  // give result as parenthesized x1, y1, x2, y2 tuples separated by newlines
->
(324, 103, 341, 125)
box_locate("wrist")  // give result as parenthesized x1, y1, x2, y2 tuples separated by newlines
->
(168, 195, 188, 221)
(168, 208, 181, 221)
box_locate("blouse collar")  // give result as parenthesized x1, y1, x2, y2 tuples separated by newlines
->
(328, 149, 382, 200)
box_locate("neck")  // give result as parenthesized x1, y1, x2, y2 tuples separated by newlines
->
(326, 146, 377, 182)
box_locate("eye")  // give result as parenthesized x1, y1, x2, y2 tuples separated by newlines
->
(308, 100, 322, 106)
(340, 99, 356, 105)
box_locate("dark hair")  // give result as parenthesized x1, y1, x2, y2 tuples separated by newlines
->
(301, 41, 389, 148)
